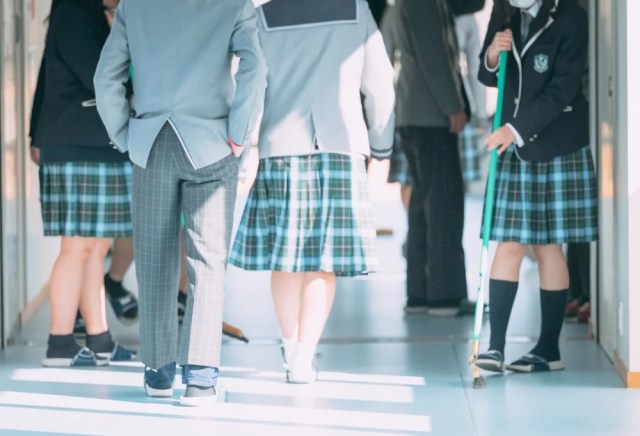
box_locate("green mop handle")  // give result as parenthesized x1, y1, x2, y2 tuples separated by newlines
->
(473, 50, 509, 340)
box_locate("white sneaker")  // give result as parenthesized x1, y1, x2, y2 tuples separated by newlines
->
(179, 386, 228, 407)
(286, 366, 318, 384)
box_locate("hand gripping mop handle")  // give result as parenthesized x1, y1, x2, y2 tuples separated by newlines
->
(472, 50, 508, 354)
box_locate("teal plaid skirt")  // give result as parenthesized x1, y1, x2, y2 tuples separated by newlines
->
(40, 162, 133, 238)
(229, 153, 378, 276)
(486, 146, 598, 245)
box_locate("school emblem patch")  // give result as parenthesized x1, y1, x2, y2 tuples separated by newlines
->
(533, 54, 549, 73)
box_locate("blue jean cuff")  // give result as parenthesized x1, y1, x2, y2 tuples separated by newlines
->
(181, 364, 219, 388)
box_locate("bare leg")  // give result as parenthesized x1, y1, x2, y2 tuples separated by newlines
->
(79, 239, 112, 335)
(49, 237, 98, 335)
(533, 244, 569, 290)
(298, 272, 337, 348)
(400, 185, 413, 212)
(107, 237, 133, 282)
(271, 271, 304, 340)
(490, 242, 527, 282)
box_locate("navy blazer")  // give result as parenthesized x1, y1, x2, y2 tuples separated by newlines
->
(479, 0, 589, 162)
(32, 0, 117, 154)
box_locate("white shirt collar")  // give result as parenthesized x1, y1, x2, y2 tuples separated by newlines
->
(523, 0, 542, 18)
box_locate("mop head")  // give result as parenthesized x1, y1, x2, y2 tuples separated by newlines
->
(473, 366, 486, 389)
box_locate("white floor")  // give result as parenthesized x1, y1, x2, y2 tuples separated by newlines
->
(2, 182, 640, 435)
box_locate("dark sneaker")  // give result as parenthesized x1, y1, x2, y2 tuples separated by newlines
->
(506, 353, 565, 373)
(177, 291, 187, 325)
(96, 343, 138, 362)
(144, 363, 176, 398)
(180, 385, 228, 407)
(106, 292, 139, 325)
(42, 347, 109, 368)
(457, 298, 489, 316)
(475, 350, 505, 373)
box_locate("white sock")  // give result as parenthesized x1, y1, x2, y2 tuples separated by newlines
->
(281, 337, 296, 363)
(290, 342, 316, 373)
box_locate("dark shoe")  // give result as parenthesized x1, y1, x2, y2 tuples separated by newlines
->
(403, 304, 429, 315)
(565, 298, 581, 317)
(105, 275, 139, 325)
(577, 302, 591, 324)
(42, 347, 108, 368)
(96, 343, 138, 362)
(506, 353, 565, 373)
(144, 363, 176, 398)
(475, 350, 505, 373)
(180, 385, 228, 407)
(457, 298, 489, 316)
(177, 291, 187, 325)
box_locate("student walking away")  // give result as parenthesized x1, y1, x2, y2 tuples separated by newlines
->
(95, 0, 266, 406)
(29, 0, 136, 368)
(394, 0, 470, 315)
(229, 0, 395, 384)
(475, 0, 597, 374)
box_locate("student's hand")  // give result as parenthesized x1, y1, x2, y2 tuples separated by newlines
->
(487, 29, 513, 69)
(30, 146, 41, 166)
(228, 138, 244, 158)
(485, 125, 515, 155)
(449, 111, 468, 134)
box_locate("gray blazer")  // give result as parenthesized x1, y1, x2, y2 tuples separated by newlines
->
(94, 0, 267, 169)
(255, 0, 395, 159)
(394, 0, 465, 128)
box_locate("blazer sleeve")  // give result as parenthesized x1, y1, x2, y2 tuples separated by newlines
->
(510, 10, 588, 142)
(228, 0, 268, 148)
(478, 5, 504, 88)
(361, 8, 396, 159)
(29, 55, 46, 145)
(53, 4, 105, 93)
(401, 0, 464, 117)
(94, 2, 131, 153)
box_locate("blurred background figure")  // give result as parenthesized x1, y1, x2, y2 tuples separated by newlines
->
(393, 0, 470, 316)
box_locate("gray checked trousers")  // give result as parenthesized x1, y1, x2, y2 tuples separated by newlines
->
(132, 124, 238, 369)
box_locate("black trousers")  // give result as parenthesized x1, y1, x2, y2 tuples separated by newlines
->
(568, 242, 590, 302)
(400, 127, 467, 306)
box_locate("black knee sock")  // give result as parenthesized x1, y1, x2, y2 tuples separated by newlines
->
(531, 289, 568, 362)
(47, 334, 82, 358)
(488, 279, 519, 355)
(86, 331, 115, 353)
(104, 274, 128, 299)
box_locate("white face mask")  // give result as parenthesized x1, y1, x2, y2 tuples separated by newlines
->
(508, 0, 538, 9)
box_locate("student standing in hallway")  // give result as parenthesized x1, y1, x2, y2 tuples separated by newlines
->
(393, 0, 470, 315)
(229, 0, 395, 383)
(475, 0, 597, 373)
(94, 0, 266, 405)
(30, 0, 137, 368)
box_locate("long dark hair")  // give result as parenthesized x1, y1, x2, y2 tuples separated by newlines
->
(493, 0, 556, 26)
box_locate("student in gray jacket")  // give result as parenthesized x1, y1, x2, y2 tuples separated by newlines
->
(229, 0, 395, 383)
(94, 0, 267, 406)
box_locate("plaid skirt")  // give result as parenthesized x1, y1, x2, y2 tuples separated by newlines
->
(229, 153, 378, 276)
(486, 146, 598, 245)
(40, 161, 133, 238)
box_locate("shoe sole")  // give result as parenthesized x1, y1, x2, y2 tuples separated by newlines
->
(286, 370, 318, 384)
(41, 357, 109, 367)
(506, 361, 565, 373)
(426, 308, 459, 317)
(179, 388, 228, 407)
(96, 351, 138, 361)
(144, 383, 174, 398)
(475, 359, 505, 373)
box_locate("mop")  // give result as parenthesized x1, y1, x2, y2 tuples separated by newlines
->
(470, 50, 508, 389)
